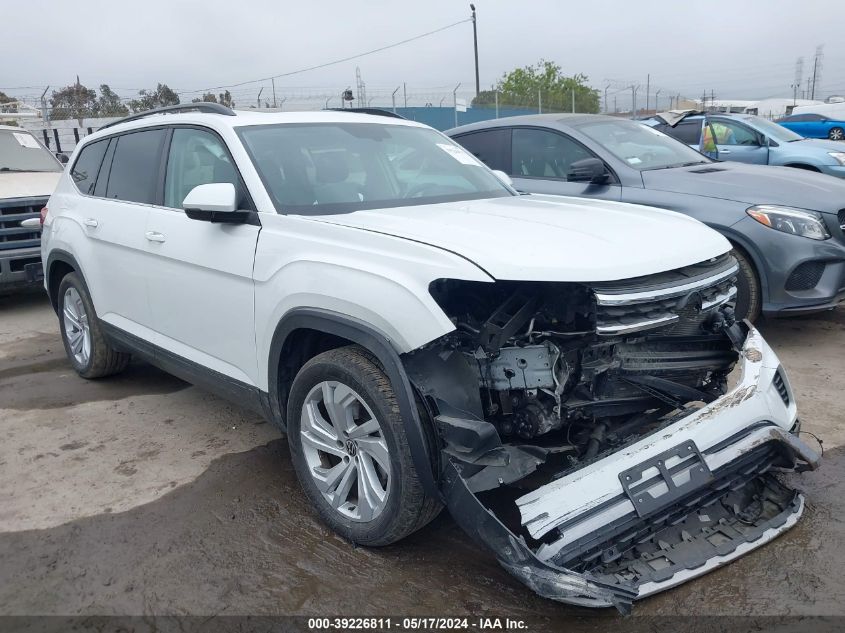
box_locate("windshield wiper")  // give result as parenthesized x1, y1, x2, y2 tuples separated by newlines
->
(0, 167, 49, 172)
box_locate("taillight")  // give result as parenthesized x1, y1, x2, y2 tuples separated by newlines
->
(40, 206, 48, 226)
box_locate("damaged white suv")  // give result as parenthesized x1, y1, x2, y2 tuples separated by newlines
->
(40, 104, 819, 612)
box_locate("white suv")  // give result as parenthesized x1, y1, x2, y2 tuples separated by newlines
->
(41, 103, 819, 611)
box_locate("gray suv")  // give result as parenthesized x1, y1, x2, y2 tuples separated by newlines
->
(448, 114, 845, 320)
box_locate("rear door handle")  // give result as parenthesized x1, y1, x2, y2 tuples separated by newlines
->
(83, 218, 98, 227)
(145, 231, 166, 243)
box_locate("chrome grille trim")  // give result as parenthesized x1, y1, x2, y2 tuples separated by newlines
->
(594, 264, 739, 307)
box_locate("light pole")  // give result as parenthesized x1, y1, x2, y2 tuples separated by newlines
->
(392, 86, 399, 113)
(470, 4, 480, 97)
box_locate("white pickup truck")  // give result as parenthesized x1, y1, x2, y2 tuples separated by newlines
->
(0, 125, 62, 292)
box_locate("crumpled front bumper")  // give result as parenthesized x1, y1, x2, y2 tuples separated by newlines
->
(441, 324, 820, 612)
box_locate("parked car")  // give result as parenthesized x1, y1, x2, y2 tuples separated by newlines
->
(775, 112, 845, 141)
(39, 104, 819, 611)
(0, 125, 62, 292)
(642, 111, 845, 178)
(448, 114, 845, 320)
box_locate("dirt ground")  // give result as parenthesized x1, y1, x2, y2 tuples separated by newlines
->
(1, 290, 845, 628)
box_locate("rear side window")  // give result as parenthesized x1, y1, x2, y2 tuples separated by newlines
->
(105, 129, 166, 204)
(662, 120, 702, 145)
(70, 140, 108, 195)
(453, 129, 510, 172)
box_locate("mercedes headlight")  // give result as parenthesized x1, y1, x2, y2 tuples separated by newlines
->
(746, 205, 830, 240)
(828, 152, 845, 166)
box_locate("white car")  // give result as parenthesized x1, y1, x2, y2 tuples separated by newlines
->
(0, 125, 62, 291)
(39, 103, 819, 611)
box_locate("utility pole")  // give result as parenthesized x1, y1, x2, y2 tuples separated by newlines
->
(571, 88, 575, 113)
(604, 84, 610, 114)
(392, 86, 399, 113)
(538, 89, 542, 114)
(494, 89, 499, 119)
(655, 89, 661, 113)
(702, 90, 707, 111)
(271, 78, 277, 108)
(811, 55, 819, 100)
(403, 82, 407, 108)
(470, 4, 480, 97)
(256, 87, 263, 109)
(645, 74, 650, 113)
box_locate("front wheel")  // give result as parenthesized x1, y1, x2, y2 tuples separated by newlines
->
(287, 345, 440, 546)
(731, 248, 761, 322)
(828, 127, 844, 141)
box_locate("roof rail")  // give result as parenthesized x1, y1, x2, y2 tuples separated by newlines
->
(326, 107, 406, 120)
(99, 103, 236, 131)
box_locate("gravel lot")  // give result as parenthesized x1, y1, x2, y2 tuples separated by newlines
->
(1, 290, 844, 627)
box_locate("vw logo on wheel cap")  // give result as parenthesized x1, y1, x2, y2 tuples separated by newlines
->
(345, 439, 358, 456)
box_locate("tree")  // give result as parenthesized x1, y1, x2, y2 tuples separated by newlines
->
(96, 84, 128, 117)
(191, 92, 218, 104)
(217, 90, 235, 108)
(471, 60, 600, 114)
(129, 83, 180, 112)
(50, 80, 97, 124)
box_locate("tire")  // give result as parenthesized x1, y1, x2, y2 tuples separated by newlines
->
(57, 272, 130, 378)
(828, 127, 844, 141)
(731, 247, 761, 322)
(287, 345, 440, 546)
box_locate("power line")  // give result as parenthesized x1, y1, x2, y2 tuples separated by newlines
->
(178, 18, 472, 95)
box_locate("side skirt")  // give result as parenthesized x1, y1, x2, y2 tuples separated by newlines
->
(100, 322, 274, 422)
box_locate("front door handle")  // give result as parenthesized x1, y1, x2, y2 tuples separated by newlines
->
(145, 231, 166, 243)
(720, 149, 732, 154)
(83, 218, 99, 228)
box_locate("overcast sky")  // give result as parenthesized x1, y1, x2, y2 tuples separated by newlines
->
(3, 0, 844, 109)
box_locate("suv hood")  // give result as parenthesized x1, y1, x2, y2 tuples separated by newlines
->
(642, 161, 845, 213)
(306, 195, 730, 282)
(0, 171, 61, 199)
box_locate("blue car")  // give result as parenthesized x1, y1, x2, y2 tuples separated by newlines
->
(776, 113, 845, 141)
(643, 112, 845, 179)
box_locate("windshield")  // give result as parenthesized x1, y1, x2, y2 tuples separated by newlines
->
(237, 122, 513, 214)
(576, 119, 710, 170)
(743, 116, 804, 142)
(0, 130, 62, 172)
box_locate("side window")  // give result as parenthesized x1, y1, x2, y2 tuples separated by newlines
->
(669, 120, 703, 145)
(105, 129, 167, 204)
(454, 129, 510, 172)
(511, 128, 595, 178)
(70, 139, 108, 195)
(710, 120, 760, 146)
(164, 128, 244, 209)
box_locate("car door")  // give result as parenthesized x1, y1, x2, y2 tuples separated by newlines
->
(144, 126, 261, 386)
(781, 114, 813, 137)
(709, 118, 769, 164)
(69, 129, 166, 335)
(506, 127, 621, 200)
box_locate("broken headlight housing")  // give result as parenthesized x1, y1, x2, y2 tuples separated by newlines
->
(746, 205, 830, 241)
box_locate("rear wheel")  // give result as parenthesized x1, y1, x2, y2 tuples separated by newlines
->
(58, 272, 130, 378)
(731, 248, 761, 322)
(287, 345, 440, 546)
(828, 127, 844, 141)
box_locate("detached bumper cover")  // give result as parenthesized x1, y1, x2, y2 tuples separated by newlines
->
(441, 325, 820, 611)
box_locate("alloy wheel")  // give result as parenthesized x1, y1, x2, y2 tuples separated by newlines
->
(829, 127, 844, 141)
(62, 287, 91, 366)
(299, 380, 391, 521)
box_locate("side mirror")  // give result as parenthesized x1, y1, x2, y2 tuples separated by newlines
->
(183, 183, 250, 224)
(491, 169, 513, 188)
(56, 153, 69, 165)
(567, 158, 610, 184)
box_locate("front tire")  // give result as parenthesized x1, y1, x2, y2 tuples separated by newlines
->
(287, 345, 440, 546)
(828, 127, 844, 141)
(731, 248, 761, 322)
(58, 272, 130, 378)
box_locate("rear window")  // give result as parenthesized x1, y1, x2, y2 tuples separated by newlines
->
(105, 129, 166, 204)
(453, 129, 510, 172)
(71, 139, 109, 195)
